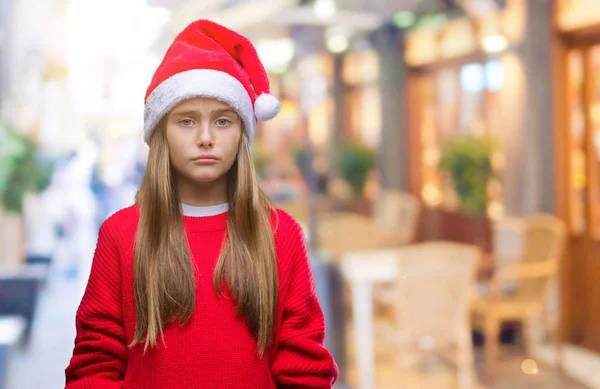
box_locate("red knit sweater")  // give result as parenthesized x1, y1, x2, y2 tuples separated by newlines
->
(65, 205, 338, 389)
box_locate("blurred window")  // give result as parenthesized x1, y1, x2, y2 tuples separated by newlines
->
(413, 59, 505, 215)
(568, 49, 588, 234)
(460, 63, 484, 93)
(485, 60, 504, 92)
(568, 45, 600, 238)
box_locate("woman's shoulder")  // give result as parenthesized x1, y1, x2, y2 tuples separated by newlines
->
(270, 207, 309, 250)
(100, 204, 139, 238)
(270, 207, 303, 236)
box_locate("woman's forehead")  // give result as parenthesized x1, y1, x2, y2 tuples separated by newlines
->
(174, 97, 232, 112)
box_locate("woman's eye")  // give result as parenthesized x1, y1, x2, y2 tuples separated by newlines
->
(216, 119, 232, 127)
(179, 119, 194, 127)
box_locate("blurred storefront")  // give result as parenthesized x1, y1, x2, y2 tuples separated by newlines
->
(390, 0, 600, 378)
(554, 0, 600, 358)
(402, 0, 548, 250)
(261, 0, 554, 252)
(395, 0, 600, 380)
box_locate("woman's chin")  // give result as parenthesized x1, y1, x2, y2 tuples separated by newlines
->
(188, 171, 224, 183)
(191, 176, 219, 184)
(179, 165, 228, 184)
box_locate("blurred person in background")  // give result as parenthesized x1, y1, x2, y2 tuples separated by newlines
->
(65, 20, 337, 389)
(23, 169, 66, 268)
(51, 140, 99, 284)
(92, 138, 144, 229)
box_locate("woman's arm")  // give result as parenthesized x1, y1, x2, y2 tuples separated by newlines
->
(271, 213, 338, 388)
(65, 221, 127, 389)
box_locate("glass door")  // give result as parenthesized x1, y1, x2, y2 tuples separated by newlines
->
(567, 44, 600, 238)
(587, 46, 600, 237)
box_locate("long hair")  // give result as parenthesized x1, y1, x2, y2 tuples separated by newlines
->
(132, 122, 278, 356)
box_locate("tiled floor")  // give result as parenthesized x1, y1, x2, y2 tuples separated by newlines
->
(340, 329, 589, 389)
(481, 353, 584, 389)
(341, 350, 588, 389)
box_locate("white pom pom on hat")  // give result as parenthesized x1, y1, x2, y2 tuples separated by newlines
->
(254, 93, 282, 121)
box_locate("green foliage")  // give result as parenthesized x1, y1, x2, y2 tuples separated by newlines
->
(439, 135, 497, 216)
(336, 144, 376, 196)
(0, 123, 54, 213)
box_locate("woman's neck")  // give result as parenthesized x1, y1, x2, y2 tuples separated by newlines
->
(177, 176, 228, 206)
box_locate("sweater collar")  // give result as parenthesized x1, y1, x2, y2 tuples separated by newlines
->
(181, 203, 229, 232)
(181, 202, 229, 217)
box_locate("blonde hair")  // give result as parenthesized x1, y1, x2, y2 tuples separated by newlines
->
(131, 122, 277, 356)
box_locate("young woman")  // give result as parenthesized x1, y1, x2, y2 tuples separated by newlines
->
(65, 20, 338, 389)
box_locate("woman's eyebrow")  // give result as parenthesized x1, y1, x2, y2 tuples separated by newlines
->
(170, 109, 200, 117)
(212, 108, 237, 116)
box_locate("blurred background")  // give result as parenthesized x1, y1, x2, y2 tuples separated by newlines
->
(0, 0, 599, 388)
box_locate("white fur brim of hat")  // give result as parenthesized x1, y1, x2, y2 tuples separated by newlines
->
(143, 69, 281, 145)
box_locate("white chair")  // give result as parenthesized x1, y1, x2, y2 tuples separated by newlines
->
(372, 191, 422, 315)
(477, 217, 525, 300)
(341, 242, 480, 389)
(472, 214, 566, 381)
(492, 216, 525, 266)
(392, 242, 480, 389)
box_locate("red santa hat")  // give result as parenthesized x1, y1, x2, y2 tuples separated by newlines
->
(143, 20, 281, 144)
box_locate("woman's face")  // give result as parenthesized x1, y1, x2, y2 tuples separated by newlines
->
(165, 97, 242, 184)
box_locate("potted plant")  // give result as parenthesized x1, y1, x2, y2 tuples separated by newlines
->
(438, 134, 497, 251)
(439, 134, 496, 216)
(335, 143, 376, 215)
(0, 122, 54, 265)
